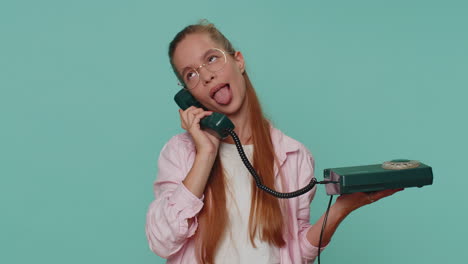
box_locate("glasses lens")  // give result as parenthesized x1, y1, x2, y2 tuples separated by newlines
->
(205, 49, 226, 72)
(181, 49, 226, 90)
(183, 68, 199, 90)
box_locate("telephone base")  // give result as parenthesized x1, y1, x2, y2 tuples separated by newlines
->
(323, 160, 433, 195)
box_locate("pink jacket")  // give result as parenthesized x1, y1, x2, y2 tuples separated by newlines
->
(146, 127, 327, 263)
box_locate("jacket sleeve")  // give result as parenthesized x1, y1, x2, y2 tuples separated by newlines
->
(296, 145, 328, 262)
(145, 136, 204, 258)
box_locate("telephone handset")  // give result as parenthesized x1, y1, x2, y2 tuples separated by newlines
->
(174, 88, 331, 199)
(174, 89, 234, 139)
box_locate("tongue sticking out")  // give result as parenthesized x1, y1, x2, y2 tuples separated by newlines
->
(213, 85, 232, 105)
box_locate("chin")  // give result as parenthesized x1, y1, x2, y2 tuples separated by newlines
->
(221, 100, 246, 116)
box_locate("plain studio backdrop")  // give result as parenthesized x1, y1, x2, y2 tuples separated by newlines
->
(1, 0, 466, 263)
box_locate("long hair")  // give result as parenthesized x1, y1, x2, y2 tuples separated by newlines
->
(168, 21, 285, 263)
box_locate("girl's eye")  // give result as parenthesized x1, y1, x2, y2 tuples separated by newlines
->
(186, 71, 197, 80)
(207, 55, 218, 64)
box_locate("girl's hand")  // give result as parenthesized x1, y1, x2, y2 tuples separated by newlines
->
(333, 188, 404, 215)
(179, 107, 220, 155)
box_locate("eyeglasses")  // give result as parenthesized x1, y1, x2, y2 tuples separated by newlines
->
(178, 48, 227, 90)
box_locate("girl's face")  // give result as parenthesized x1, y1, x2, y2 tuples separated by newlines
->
(172, 33, 247, 117)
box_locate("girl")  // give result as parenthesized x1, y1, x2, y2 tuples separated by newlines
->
(146, 21, 401, 264)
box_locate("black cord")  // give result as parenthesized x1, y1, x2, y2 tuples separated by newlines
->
(228, 129, 315, 198)
(318, 195, 334, 264)
(226, 128, 337, 199)
(226, 128, 336, 263)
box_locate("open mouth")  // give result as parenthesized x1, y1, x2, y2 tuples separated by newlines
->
(210, 83, 232, 105)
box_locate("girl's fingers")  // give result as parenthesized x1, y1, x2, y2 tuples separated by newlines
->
(184, 107, 203, 120)
(192, 111, 213, 128)
(180, 107, 200, 125)
(179, 107, 212, 131)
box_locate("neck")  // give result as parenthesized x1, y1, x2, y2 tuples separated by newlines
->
(222, 98, 252, 145)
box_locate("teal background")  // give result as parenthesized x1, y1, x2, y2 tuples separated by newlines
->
(1, 0, 466, 263)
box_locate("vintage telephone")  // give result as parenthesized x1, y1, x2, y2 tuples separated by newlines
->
(174, 89, 433, 198)
(174, 89, 335, 199)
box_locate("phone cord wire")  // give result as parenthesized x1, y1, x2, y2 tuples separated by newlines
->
(227, 129, 335, 199)
(318, 194, 334, 264)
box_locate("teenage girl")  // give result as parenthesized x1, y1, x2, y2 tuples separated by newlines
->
(146, 21, 402, 264)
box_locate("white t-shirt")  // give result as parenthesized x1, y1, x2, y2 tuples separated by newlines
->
(214, 143, 280, 264)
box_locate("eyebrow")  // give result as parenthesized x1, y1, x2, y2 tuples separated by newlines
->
(180, 49, 214, 76)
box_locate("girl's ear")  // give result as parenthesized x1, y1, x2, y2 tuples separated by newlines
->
(233, 51, 245, 73)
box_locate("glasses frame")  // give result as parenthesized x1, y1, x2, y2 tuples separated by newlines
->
(177, 48, 227, 90)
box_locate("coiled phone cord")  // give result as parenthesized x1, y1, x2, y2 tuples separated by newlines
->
(227, 128, 336, 263)
(227, 128, 337, 199)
